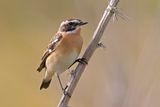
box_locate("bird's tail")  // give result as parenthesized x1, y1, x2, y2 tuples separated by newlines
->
(40, 79, 52, 90)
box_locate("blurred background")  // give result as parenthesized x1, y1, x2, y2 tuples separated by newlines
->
(1, 0, 160, 107)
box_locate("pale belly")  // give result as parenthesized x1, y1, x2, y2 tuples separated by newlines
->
(55, 50, 79, 74)
(46, 50, 79, 74)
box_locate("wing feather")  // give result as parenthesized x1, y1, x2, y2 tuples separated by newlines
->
(37, 33, 63, 72)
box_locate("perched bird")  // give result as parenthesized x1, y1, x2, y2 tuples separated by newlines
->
(37, 19, 88, 90)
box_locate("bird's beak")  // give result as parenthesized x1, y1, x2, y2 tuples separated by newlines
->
(79, 21, 88, 26)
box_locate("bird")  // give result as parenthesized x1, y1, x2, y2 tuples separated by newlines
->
(37, 19, 88, 91)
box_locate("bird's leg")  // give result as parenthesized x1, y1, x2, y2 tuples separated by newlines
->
(68, 58, 88, 69)
(57, 74, 71, 97)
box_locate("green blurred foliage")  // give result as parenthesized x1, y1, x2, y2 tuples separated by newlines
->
(0, 0, 160, 107)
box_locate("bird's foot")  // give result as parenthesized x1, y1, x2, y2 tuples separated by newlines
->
(68, 57, 88, 69)
(76, 58, 88, 65)
(63, 85, 71, 98)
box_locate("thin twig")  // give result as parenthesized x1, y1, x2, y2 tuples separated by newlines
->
(57, 0, 120, 107)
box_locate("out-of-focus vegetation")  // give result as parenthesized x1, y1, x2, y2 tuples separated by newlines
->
(0, 0, 160, 107)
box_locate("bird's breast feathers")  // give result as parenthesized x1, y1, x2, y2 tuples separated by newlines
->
(46, 34, 83, 74)
(46, 48, 79, 74)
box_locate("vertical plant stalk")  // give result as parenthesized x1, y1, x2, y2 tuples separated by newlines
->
(57, 0, 120, 107)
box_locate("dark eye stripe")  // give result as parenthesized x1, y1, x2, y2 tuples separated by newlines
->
(69, 22, 78, 26)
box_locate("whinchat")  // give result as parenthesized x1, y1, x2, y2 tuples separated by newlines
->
(37, 19, 88, 90)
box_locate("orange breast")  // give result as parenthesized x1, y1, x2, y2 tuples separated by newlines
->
(46, 30, 83, 74)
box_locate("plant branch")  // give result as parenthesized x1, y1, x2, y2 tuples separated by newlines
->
(57, 0, 120, 107)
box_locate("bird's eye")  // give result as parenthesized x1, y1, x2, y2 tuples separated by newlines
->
(69, 22, 77, 26)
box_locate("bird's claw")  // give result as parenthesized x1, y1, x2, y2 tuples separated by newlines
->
(76, 58, 88, 65)
(68, 57, 88, 69)
(63, 85, 71, 98)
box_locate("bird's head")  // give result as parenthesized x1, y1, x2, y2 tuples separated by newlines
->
(59, 19, 88, 33)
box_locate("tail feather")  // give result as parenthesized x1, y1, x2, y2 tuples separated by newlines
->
(40, 79, 52, 90)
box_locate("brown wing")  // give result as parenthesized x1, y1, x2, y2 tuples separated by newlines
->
(37, 33, 63, 72)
